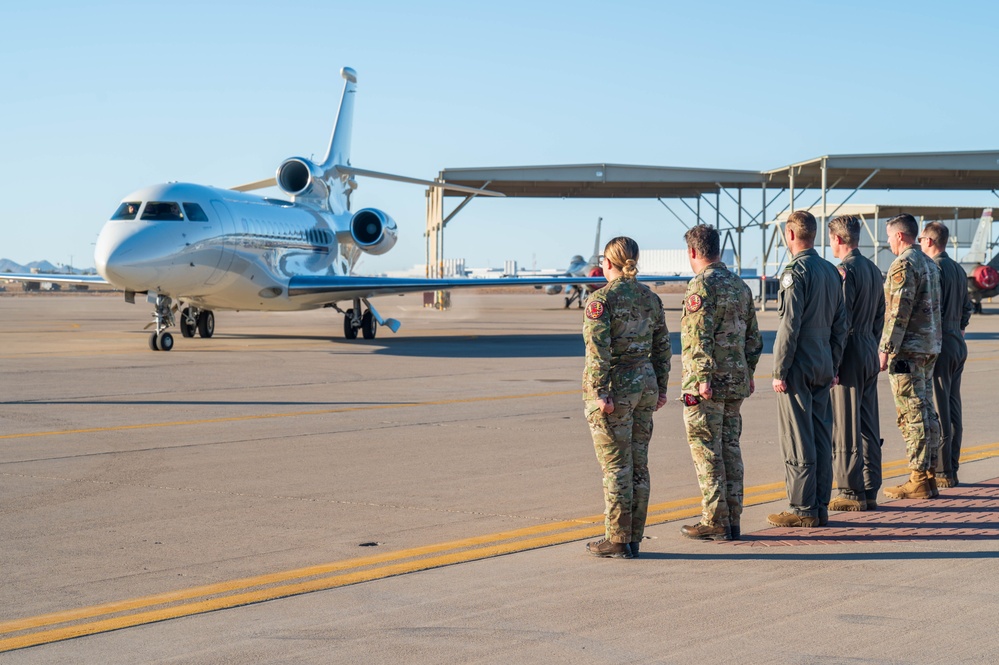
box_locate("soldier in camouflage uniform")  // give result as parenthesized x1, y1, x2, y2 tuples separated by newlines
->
(678, 225, 762, 542)
(920, 222, 970, 487)
(583, 237, 671, 559)
(828, 215, 886, 512)
(880, 214, 943, 500)
(768, 210, 848, 528)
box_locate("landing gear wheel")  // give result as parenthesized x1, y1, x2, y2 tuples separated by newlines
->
(157, 331, 174, 351)
(197, 310, 215, 338)
(361, 309, 377, 339)
(180, 308, 196, 338)
(343, 309, 358, 340)
(149, 332, 160, 351)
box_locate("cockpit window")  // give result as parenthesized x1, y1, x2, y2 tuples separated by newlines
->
(111, 201, 142, 220)
(141, 202, 185, 221)
(183, 202, 209, 222)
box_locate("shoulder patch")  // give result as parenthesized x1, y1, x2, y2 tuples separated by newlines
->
(585, 300, 605, 320)
(891, 271, 905, 286)
(780, 272, 794, 289)
(837, 265, 847, 281)
(685, 294, 703, 312)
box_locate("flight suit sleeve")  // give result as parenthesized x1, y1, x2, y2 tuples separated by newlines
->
(650, 299, 672, 393)
(960, 270, 973, 330)
(830, 274, 848, 373)
(873, 274, 886, 339)
(840, 265, 855, 335)
(880, 261, 915, 354)
(773, 267, 803, 380)
(582, 294, 612, 398)
(681, 279, 714, 389)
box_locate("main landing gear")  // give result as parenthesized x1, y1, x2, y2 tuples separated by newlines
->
(147, 295, 215, 351)
(341, 298, 378, 340)
(332, 297, 400, 341)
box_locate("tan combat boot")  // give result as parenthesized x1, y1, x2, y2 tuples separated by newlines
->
(829, 495, 867, 512)
(680, 522, 731, 541)
(586, 538, 633, 559)
(766, 512, 820, 528)
(925, 468, 940, 497)
(883, 470, 934, 500)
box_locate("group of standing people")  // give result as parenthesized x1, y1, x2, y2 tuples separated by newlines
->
(582, 210, 972, 559)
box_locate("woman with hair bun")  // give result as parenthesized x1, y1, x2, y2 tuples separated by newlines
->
(582, 236, 672, 559)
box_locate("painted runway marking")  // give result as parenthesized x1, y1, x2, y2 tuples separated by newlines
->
(4, 441, 999, 653)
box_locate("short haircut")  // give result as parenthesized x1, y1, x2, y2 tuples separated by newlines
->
(922, 221, 949, 250)
(786, 210, 817, 243)
(683, 224, 720, 260)
(828, 215, 861, 247)
(887, 214, 919, 241)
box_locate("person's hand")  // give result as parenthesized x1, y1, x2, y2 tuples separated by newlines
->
(749, 378, 756, 395)
(773, 378, 787, 393)
(831, 375, 840, 387)
(879, 351, 889, 372)
(655, 392, 668, 411)
(597, 396, 615, 414)
(698, 381, 712, 400)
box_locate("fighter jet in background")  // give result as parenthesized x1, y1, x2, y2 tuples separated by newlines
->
(959, 208, 999, 313)
(541, 217, 606, 308)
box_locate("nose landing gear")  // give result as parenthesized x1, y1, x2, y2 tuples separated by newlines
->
(148, 298, 215, 351)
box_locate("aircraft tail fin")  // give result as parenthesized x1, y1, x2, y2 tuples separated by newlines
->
(965, 208, 993, 265)
(320, 68, 357, 170)
(590, 217, 603, 263)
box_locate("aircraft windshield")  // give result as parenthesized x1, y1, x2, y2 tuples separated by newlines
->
(141, 202, 185, 221)
(183, 203, 209, 222)
(111, 202, 142, 220)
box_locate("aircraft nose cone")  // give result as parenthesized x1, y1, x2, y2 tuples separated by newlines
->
(94, 226, 155, 288)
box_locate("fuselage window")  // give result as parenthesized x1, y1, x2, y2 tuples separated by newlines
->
(111, 201, 142, 220)
(183, 202, 209, 222)
(141, 202, 184, 221)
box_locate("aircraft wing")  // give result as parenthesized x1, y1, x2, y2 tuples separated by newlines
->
(288, 274, 689, 301)
(2, 272, 110, 286)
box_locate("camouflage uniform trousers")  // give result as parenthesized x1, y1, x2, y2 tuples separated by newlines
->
(683, 398, 745, 527)
(888, 353, 942, 471)
(585, 389, 658, 544)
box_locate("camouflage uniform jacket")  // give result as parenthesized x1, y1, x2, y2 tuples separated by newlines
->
(880, 245, 942, 356)
(772, 248, 848, 383)
(681, 262, 762, 400)
(934, 251, 973, 334)
(582, 276, 671, 400)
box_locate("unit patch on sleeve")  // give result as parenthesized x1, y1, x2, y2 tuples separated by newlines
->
(780, 272, 794, 289)
(891, 271, 905, 286)
(837, 266, 847, 281)
(585, 301, 605, 320)
(685, 294, 703, 313)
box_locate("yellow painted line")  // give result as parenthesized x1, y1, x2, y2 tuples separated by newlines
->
(4, 445, 999, 652)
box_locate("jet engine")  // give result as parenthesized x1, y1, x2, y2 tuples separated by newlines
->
(973, 265, 999, 291)
(276, 157, 328, 200)
(545, 285, 563, 295)
(349, 208, 398, 255)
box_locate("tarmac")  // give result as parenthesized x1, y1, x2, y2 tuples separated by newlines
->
(2, 290, 999, 663)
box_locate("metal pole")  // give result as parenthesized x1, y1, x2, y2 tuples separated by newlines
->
(761, 184, 767, 311)
(737, 188, 743, 274)
(716, 192, 720, 229)
(821, 158, 827, 259)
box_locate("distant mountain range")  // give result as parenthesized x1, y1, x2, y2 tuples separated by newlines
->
(0, 259, 96, 275)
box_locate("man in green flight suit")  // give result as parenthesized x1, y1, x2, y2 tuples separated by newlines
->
(768, 210, 848, 528)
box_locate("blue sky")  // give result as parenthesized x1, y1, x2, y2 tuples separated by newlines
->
(2, 1, 996, 272)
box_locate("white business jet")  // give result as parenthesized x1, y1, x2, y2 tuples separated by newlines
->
(5, 67, 682, 351)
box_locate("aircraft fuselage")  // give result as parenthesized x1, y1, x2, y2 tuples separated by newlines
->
(95, 182, 349, 312)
